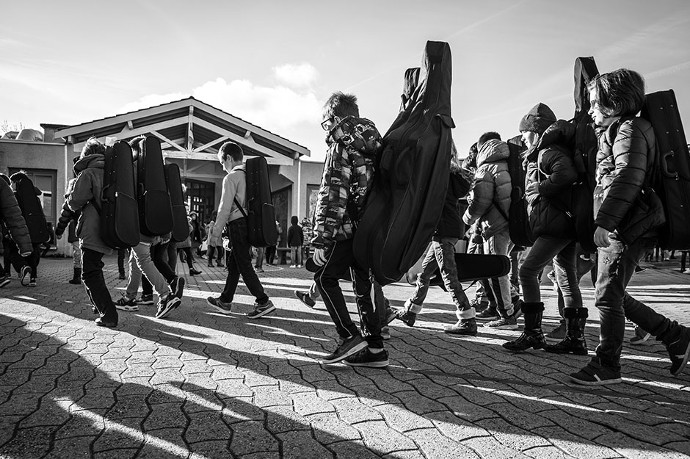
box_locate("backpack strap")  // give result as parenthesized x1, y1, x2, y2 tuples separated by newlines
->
(492, 200, 509, 222)
(232, 169, 248, 219)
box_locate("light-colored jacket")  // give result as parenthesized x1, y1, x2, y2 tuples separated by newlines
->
(212, 165, 246, 239)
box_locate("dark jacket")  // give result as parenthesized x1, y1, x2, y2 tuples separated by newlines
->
(524, 130, 578, 239)
(0, 173, 32, 254)
(594, 116, 662, 241)
(55, 178, 80, 243)
(312, 117, 381, 248)
(67, 154, 112, 255)
(287, 224, 304, 247)
(436, 168, 470, 239)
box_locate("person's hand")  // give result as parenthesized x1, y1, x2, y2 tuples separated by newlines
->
(56, 233, 62, 240)
(313, 248, 328, 266)
(594, 226, 611, 248)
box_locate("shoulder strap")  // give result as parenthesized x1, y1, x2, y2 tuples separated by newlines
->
(232, 169, 248, 218)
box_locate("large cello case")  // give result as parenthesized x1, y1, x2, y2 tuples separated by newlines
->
(165, 163, 189, 243)
(137, 136, 173, 237)
(101, 141, 140, 249)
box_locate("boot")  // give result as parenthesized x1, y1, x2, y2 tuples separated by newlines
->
(68, 268, 82, 285)
(544, 308, 588, 355)
(502, 302, 546, 352)
(189, 267, 202, 276)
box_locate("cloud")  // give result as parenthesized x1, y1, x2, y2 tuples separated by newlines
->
(272, 63, 319, 88)
(118, 92, 187, 114)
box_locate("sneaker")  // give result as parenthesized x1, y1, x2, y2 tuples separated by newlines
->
(381, 326, 391, 340)
(136, 294, 154, 306)
(546, 322, 567, 342)
(476, 308, 499, 320)
(0, 276, 9, 288)
(666, 327, 690, 376)
(294, 290, 316, 308)
(297, 264, 303, 268)
(189, 268, 202, 276)
(570, 359, 622, 386)
(255, 267, 264, 273)
(28, 277, 36, 287)
(20, 266, 31, 286)
(289, 265, 297, 268)
(396, 309, 417, 327)
(485, 316, 519, 330)
(630, 325, 653, 346)
(95, 317, 118, 328)
(445, 319, 478, 336)
(470, 299, 489, 314)
(170, 276, 185, 301)
(155, 295, 180, 319)
(321, 334, 368, 364)
(118, 272, 126, 280)
(114, 295, 139, 312)
(216, 262, 224, 268)
(344, 348, 389, 368)
(206, 297, 233, 314)
(247, 300, 276, 319)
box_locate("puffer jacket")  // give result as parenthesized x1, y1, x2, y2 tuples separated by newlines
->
(67, 154, 112, 255)
(594, 116, 660, 240)
(0, 173, 32, 253)
(312, 116, 381, 248)
(462, 139, 511, 238)
(524, 132, 578, 239)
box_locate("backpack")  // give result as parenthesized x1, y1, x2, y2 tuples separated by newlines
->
(641, 89, 690, 250)
(353, 40, 454, 285)
(100, 141, 140, 249)
(137, 136, 174, 237)
(234, 156, 278, 247)
(164, 163, 189, 243)
(10, 172, 49, 245)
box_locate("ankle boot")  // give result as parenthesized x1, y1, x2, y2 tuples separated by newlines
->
(503, 302, 546, 352)
(545, 307, 588, 355)
(68, 268, 82, 285)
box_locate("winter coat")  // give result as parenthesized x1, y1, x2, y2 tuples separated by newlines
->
(0, 173, 32, 253)
(523, 132, 578, 239)
(67, 154, 112, 255)
(287, 224, 304, 247)
(436, 168, 470, 239)
(463, 139, 511, 238)
(312, 117, 381, 248)
(594, 116, 662, 242)
(10, 171, 48, 245)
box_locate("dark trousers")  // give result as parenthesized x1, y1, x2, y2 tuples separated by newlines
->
(314, 238, 382, 349)
(266, 245, 277, 264)
(220, 218, 268, 305)
(7, 240, 40, 278)
(595, 236, 678, 369)
(207, 245, 224, 263)
(178, 247, 194, 269)
(142, 242, 177, 296)
(82, 247, 116, 321)
(117, 248, 128, 275)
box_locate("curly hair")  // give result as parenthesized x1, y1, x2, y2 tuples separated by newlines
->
(80, 137, 105, 158)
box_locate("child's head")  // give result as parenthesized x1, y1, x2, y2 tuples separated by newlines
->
(477, 132, 501, 150)
(128, 136, 145, 161)
(81, 137, 105, 159)
(587, 68, 645, 127)
(291, 216, 298, 225)
(519, 103, 556, 148)
(321, 92, 359, 131)
(218, 141, 243, 165)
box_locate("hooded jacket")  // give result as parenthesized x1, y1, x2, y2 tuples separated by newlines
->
(462, 139, 511, 238)
(55, 178, 80, 244)
(67, 154, 112, 255)
(594, 116, 662, 241)
(312, 116, 381, 248)
(523, 124, 578, 239)
(0, 173, 32, 254)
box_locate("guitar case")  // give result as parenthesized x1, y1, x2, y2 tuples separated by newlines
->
(138, 136, 173, 236)
(165, 163, 189, 243)
(10, 172, 49, 244)
(405, 252, 511, 287)
(353, 41, 454, 285)
(240, 156, 278, 247)
(101, 141, 140, 248)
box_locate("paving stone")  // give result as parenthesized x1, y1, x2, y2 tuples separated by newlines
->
(475, 417, 552, 452)
(229, 420, 279, 456)
(539, 408, 611, 440)
(531, 426, 622, 459)
(292, 392, 335, 416)
(253, 385, 291, 408)
(221, 396, 266, 424)
(375, 403, 434, 432)
(187, 440, 232, 458)
(144, 402, 187, 431)
(330, 398, 384, 425)
(436, 395, 497, 422)
(427, 411, 491, 442)
(46, 435, 93, 459)
(136, 427, 187, 457)
(106, 394, 150, 420)
(461, 435, 532, 459)
(266, 405, 311, 434)
(356, 420, 418, 455)
(328, 439, 382, 459)
(308, 412, 362, 445)
(185, 411, 232, 443)
(278, 430, 333, 459)
(0, 426, 54, 458)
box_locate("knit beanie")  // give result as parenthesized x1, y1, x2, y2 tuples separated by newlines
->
(519, 103, 557, 134)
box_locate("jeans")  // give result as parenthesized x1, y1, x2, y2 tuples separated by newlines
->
(555, 250, 595, 320)
(220, 218, 268, 305)
(594, 236, 676, 369)
(254, 247, 264, 269)
(126, 242, 171, 299)
(519, 236, 582, 311)
(483, 230, 513, 317)
(72, 242, 82, 269)
(290, 245, 302, 266)
(313, 238, 382, 348)
(409, 237, 471, 319)
(142, 241, 177, 296)
(81, 248, 116, 321)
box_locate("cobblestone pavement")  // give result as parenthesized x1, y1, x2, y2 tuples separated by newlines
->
(1, 255, 689, 458)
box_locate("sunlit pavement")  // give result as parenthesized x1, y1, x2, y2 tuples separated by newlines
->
(1, 255, 689, 458)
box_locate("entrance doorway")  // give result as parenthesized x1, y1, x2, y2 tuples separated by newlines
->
(184, 179, 215, 224)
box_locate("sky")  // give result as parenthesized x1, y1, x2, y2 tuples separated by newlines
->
(1, 0, 689, 163)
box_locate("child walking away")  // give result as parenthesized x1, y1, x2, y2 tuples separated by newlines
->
(569, 69, 690, 385)
(311, 92, 387, 367)
(287, 216, 304, 268)
(0, 173, 32, 288)
(396, 143, 474, 334)
(207, 141, 275, 319)
(66, 138, 118, 327)
(55, 156, 83, 285)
